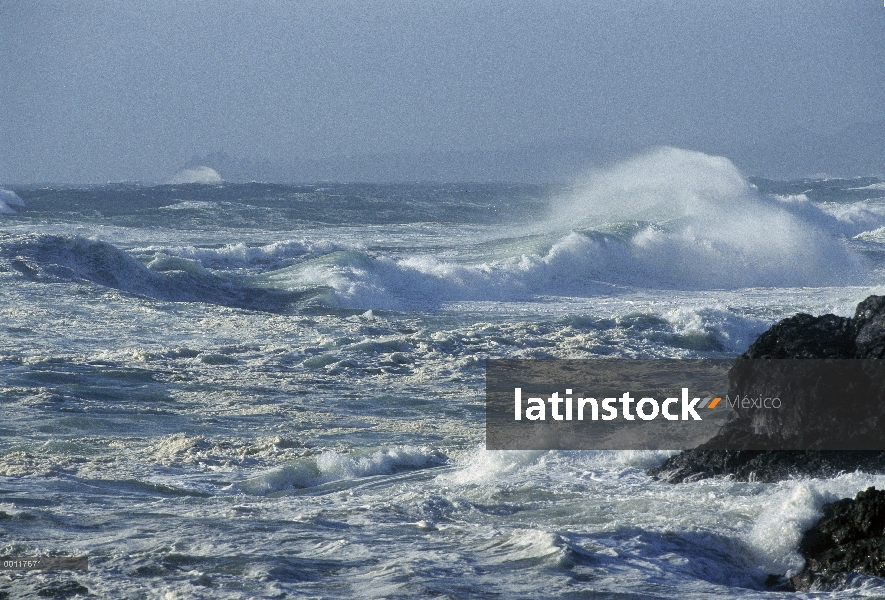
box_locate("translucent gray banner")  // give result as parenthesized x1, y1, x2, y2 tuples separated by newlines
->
(0, 557, 88, 571)
(486, 359, 885, 450)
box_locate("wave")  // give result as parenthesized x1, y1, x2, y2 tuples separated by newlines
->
(538, 147, 869, 288)
(3, 150, 878, 313)
(0, 188, 25, 214)
(439, 448, 885, 581)
(0, 234, 306, 312)
(258, 149, 871, 310)
(851, 182, 885, 191)
(747, 472, 885, 576)
(438, 446, 674, 487)
(132, 239, 349, 271)
(235, 446, 447, 495)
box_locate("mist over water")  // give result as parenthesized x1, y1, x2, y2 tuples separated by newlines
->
(541, 147, 868, 289)
(167, 166, 223, 185)
(551, 147, 754, 227)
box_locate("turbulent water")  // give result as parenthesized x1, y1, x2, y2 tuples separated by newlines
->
(3, 147, 885, 598)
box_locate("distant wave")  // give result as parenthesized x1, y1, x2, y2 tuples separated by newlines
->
(167, 166, 222, 185)
(0, 188, 25, 213)
(0, 234, 305, 312)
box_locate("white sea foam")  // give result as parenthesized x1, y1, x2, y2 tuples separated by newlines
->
(439, 447, 674, 486)
(438, 448, 550, 485)
(747, 473, 885, 575)
(772, 193, 811, 203)
(134, 239, 348, 269)
(237, 446, 447, 494)
(820, 199, 885, 235)
(481, 529, 566, 563)
(855, 226, 885, 243)
(851, 182, 885, 191)
(666, 306, 771, 353)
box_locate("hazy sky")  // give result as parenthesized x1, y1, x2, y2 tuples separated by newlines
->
(2, 1, 883, 183)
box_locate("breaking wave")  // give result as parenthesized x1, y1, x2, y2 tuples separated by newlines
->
(0, 234, 304, 312)
(131, 239, 349, 271)
(167, 166, 222, 185)
(236, 446, 447, 495)
(0, 188, 25, 213)
(261, 148, 872, 310)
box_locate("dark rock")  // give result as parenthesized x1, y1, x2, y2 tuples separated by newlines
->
(36, 580, 89, 598)
(650, 449, 885, 484)
(789, 486, 885, 590)
(743, 313, 854, 359)
(854, 296, 885, 359)
(744, 295, 885, 360)
(763, 573, 795, 591)
(650, 295, 885, 483)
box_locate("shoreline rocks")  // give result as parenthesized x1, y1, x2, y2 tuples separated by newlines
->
(789, 487, 885, 591)
(649, 449, 885, 484)
(646, 296, 885, 589)
(649, 295, 885, 483)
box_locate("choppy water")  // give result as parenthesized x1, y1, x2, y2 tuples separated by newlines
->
(3, 148, 885, 597)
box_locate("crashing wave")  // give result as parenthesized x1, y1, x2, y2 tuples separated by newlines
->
(258, 148, 870, 310)
(0, 188, 25, 213)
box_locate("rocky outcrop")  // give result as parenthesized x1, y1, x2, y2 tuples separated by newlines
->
(789, 486, 885, 591)
(650, 295, 885, 483)
(745, 295, 885, 360)
(649, 449, 885, 484)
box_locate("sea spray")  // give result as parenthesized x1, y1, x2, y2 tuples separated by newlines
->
(0, 188, 25, 213)
(544, 147, 867, 288)
(262, 148, 870, 309)
(167, 166, 223, 185)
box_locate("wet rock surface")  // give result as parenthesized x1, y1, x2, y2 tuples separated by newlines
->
(789, 486, 885, 591)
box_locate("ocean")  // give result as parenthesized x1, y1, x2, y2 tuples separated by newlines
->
(3, 147, 885, 598)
